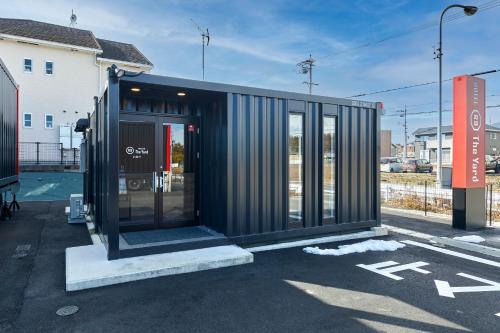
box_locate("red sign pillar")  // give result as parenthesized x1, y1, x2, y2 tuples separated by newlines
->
(452, 75, 486, 229)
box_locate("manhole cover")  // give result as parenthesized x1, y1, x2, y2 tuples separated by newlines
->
(56, 305, 79, 317)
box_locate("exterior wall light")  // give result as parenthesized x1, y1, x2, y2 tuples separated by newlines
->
(177, 92, 186, 96)
(131, 87, 141, 92)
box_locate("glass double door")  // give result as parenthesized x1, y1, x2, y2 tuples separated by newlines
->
(119, 114, 198, 231)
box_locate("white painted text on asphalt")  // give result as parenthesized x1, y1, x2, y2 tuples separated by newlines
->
(356, 261, 431, 280)
(435, 273, 500, 298)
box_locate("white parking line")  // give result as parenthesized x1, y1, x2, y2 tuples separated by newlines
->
(402, 240, 500, 268)
(496, 312, 500, 317)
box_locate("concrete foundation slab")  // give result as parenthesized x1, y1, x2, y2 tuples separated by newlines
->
(66, 244, 253, 291)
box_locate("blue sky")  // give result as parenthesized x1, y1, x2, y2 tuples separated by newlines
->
(2, 0, 500, 144)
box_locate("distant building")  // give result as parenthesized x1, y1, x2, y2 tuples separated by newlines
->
(406, 142, 415, 158)
(0, 18, 153, 147)
(413, 125, 500, 164)
(381, 130, 392, 157)
(391, 143, 403, 158)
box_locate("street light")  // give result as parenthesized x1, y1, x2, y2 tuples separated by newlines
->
(436, 4, 478, 187)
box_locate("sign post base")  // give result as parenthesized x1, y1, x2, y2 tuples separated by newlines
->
(452, 188, 486, 230)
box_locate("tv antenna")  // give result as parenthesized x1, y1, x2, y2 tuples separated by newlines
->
(69, 10, 77, 27)
(296, 54, 318, 95)
(190, 18, 210, 80)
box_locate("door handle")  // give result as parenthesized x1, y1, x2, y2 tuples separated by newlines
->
(159, 172, 164, 192)
(153, 171, 157, 192)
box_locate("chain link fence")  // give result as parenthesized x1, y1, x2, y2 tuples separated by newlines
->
(20, 142, 80, 166)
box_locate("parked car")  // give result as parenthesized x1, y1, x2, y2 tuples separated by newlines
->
(402, 159, 433, 173)
(380, 157, 403, 173)
(485, 155, 500, 173)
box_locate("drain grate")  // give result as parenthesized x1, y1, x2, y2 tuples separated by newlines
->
(56, 305, 79, 317)
(12, 244, 31, 259)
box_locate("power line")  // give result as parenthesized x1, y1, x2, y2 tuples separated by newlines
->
(382, 104, 500, 118)
(346, 69, 500, 98)
(317, 0, 500, 61)
(272, 0, 500, 92)
(385, 92, 500, 113)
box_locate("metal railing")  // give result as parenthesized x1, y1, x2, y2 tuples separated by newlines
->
(381, 181, 498, 226)
(19, 142, 80, 166)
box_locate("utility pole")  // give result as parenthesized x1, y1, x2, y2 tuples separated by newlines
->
(296, 54, 318, 94)
(190, 19, 210, 80)
(399, 105, 408, 159)
(69, 10, 77, 27)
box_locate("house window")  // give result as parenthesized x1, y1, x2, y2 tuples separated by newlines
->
(323, 116, 336, 221)
(24, 58, 32, 73)
(289, 113, 304, 226)
(45, 114, 54, 129)
(23, 113, 32, 128)
(442, 149, 451, 164)
(45, 61, 53, 75)
(490, 133, 497, 140)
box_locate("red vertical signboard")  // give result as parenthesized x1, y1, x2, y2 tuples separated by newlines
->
(452, 75, 485, 189)
(165, 125, 171, 172)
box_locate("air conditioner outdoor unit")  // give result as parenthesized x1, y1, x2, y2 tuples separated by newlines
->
(68, 193, 86, 223)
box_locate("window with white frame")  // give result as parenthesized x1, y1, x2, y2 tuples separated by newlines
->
(23, 113, 32, 128)
(45, 114, 54, 129)
(490, 132, 497, 140)
(45, 61, 53, 75)
(24, 58, 32, 73)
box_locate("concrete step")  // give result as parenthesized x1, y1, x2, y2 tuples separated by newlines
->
(66, 244, 253, 291)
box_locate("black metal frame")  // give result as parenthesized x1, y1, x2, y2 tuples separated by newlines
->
(0, 57, 18, 191)
(287, 111, 305, 229)
(117, 113, 200, 232)
(320, 106, 338, 225)
(87, 70, 381, 260)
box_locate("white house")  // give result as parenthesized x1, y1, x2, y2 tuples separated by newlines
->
(413, 125, 500, 164)
(0, 18, 153, 148)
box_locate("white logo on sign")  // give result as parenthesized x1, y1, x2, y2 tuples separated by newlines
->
(470, 109, 482, 132)
(125, 147, 135, 155)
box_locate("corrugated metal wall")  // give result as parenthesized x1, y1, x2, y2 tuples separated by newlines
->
(200, 99, 228, 234)
(337, 105, 377, 223)
(227, 94, 289, 237)
(0, 58, 17, 188)
(225, 93, 379, 238)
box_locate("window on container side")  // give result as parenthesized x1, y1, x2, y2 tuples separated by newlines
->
(23, 113, 32, 128)
(289, 113, 304, 226)
(24, 58, 32, 73)
(45, 114, 54, 129)
(45, 61, 53, 75)
(323, 115, 336, 222)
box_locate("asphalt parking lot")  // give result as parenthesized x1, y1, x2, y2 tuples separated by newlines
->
(1, 201, 499, 332)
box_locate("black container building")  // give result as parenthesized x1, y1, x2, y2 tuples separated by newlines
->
(84, 68, 381, 259)
(0, 58, 19, 198)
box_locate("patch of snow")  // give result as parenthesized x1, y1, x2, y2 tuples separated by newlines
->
(25, 183, 58, 196)
(452, 235, 485, 243)
(303, 239, 406, 256)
